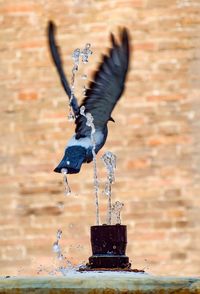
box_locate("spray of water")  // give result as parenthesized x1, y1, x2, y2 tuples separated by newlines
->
(101, 151, 116, 225)
(80, 43, 92, 64)
(52, 229, 64, 260)
(52, 229, 75, 274)
(69, 43, 92, 121)
(61, 168, 71, 196)
(111, 201, 124, 225)
(80, 106, 100, 225)
(61, 43, 93, 196)
(69, 49, 81, 121)
(80, 44, 92, 97)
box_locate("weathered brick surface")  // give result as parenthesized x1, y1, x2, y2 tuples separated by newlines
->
(0, 0, 200, 276)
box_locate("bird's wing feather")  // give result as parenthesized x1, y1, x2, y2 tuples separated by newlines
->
(48, 21, 79, 116)
(75, 28, 130, 138)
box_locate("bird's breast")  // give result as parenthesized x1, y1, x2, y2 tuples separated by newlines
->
(67, 131, 105, 149)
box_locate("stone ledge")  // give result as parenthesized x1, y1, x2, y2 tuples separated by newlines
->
(0, 272, 199, 294)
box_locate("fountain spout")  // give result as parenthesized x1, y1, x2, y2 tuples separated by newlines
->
(87, 224, 131, 269)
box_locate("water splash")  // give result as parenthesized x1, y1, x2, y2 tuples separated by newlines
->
(52, 229, 64, 260)
(57, 201, 65, 209)
(80, 43, 92, 63)
(80, 105, 99, 225)
(61, 168, 71, 196)
(102, 151, 116, 225)
(69, 48, 81, 121)
(111, 201, 124, 225)
(80, 44, 92, 97)
(69, 44, 92, 121)
(81, 74, 87, 80)
(82, 85, 87, 96)
(61, 43, 93, 196)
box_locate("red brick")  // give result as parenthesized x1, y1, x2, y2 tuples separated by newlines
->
(17, 40, 45, 50)
(18, 91, 38, 101)
(131, 231, 166, 241)
(147, 94, 186, 101)
(166, 209, 186, 219)
(146, 135, 192, 146)
(125, 157, 151, 169)
(117, 0, 144, 8)
(134, 42, 157, 51)
(44, 112, 67, 119)
(0, 4, 39, 14)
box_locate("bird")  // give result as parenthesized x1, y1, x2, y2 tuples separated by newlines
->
(48, 21, 130, 174)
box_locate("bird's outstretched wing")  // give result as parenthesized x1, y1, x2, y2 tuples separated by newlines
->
(75, 28, 130, 139)
(48, 21, 79, 116)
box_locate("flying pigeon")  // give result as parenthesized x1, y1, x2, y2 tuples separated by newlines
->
(48, 21, 130, 174)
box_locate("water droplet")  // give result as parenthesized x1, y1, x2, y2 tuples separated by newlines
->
(101, 151, 117, 224)
(102, 151, 116, 183)
(80, 43, 92, 63)
(82, 85, 87, 96)
(61, 168, 71, 196)
(53, 241, 60, 253)
(61, 168, 67, 174)
(111, 201, 124, 225)
(68, 111, 74, 122)
(65, 42, 93, 125)
(57, 229, 62, 240)
(81, 74, 87, 80)
(53, 230, 65, 261)
(80, 105, 99, 225)
(85, 112, 94, 126)
(57, 202, 64, 209)
(72, 48, 80, 64)
(80, 105, 85, 115)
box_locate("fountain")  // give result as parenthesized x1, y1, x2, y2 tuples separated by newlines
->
(68, 54, 131, 270)
(87, 224, 131, 270)
(0, 21, 199, 294)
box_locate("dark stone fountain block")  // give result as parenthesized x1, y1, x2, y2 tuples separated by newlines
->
(88, 224, 131, 269)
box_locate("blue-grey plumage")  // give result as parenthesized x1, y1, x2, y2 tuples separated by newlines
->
(53, 146, 86, 174)
(48, 21, 130, 174)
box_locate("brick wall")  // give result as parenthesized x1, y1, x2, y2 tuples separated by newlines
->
(0, 0, 200, 276)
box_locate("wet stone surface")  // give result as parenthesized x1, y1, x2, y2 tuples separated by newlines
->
(0, 272, 199, 294)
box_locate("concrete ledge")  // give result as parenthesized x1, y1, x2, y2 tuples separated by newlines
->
(0, 272, 199, 293)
